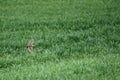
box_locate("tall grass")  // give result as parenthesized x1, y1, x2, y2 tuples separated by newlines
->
(0, 0, 120, 80)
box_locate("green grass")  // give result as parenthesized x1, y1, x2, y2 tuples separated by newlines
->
(0, 0, 120, 80)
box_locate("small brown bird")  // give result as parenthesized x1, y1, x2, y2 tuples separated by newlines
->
(27, 39, 34, 53)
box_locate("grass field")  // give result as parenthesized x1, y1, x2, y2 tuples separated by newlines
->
(0, 0, 120, 80)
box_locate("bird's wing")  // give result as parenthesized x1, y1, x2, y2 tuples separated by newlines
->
(28, 39, 34, 47)
(28, 46, 33, 52)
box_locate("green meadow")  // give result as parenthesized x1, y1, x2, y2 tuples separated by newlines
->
(0, 0, 120, 80)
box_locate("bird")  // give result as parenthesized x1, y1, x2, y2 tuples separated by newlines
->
(27, 39, 34, 53)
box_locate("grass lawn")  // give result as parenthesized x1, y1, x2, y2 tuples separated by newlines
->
(0, 0, 120, 80)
